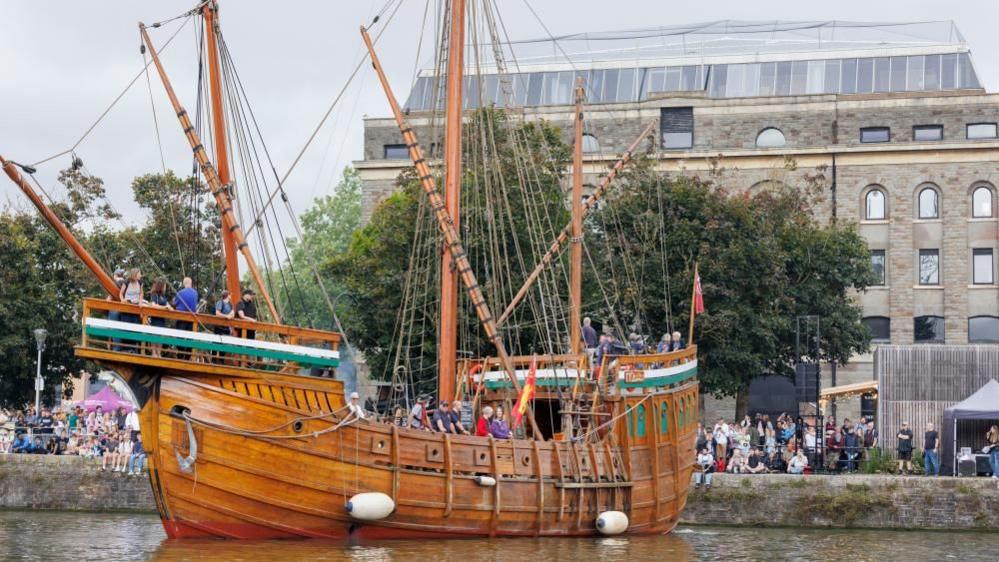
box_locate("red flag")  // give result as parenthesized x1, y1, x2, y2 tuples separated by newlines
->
(693, 270, 705, 315)
(512, 356, 537, 429)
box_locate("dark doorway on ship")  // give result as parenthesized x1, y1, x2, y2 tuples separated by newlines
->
(533, 398, 563, 440)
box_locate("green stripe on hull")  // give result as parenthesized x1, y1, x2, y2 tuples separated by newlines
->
(616, 365, 698, 389)
(85, 326, 339, 368)
(483, 377, 580, 390)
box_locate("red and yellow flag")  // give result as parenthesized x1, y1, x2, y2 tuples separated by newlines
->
(512, 356, 537, 429)
(693, 268, 705, 315)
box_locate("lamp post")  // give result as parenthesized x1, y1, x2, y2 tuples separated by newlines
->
(32, 328, 47, 440)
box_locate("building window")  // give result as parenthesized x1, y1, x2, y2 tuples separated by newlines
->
(972, 186, 995, 218)
(865, 188, 887, 220)
(969, 316, 999, 343)
(918, 187, 940, 219)
(918, 249, 939, 285)
(581, 133, 600, 153)
(967, 123, 998, 140)
(914, 316, 945, 343)
(862, 316, 891, 343)
(661, 107, 693, 149)
(383, 144, 408, 159)
(913, 125, 943, 141)
(973, 248, 995, 284)
(870, 250, 886, 285)
(756, 127, 786, 148)
(860, 127, 890, 143)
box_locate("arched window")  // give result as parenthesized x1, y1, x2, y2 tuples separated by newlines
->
(865, 188, 887, 220)
(914, 315, 945, 343)
(635, 404, 647, 438)
(660, 403, 670, 434)
(581, 133, 600, 153)
(756, 127, 786, 148)
(972, 186, 995, 218)
(918, 187, 939, 219)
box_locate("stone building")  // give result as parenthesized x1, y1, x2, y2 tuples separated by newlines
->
(355, 21, 999, 420)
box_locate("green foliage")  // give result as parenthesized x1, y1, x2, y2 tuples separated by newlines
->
(329, 109, 569, 385)
(861, 447, 898, 474)
(589, 164, 874, 397)
(276, 168, 361, 328)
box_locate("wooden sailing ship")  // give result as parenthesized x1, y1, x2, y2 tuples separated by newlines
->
(1, 1, 699, 539)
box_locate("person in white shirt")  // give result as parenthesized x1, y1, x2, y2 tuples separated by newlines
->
(694, 448, 715, 488)
(347, 392, 366, 420)
(787, 450, 809, 474)
(124, 409, 141, 442)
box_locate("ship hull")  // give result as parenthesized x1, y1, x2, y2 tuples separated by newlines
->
(102, 359, 697, 540)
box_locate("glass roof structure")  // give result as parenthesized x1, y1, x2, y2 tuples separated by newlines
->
(404, 20, 981, 111)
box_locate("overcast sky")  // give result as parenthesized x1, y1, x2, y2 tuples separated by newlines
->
(3, 1, 999, 253)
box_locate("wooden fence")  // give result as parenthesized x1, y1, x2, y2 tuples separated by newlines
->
(876, 345, 999, 458)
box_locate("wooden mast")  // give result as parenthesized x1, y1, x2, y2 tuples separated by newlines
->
(569, 79, 584, 354)
(439, 0, 465, 403)
(0, 157, 119, 299)
(360, 26, 542, 438)
(203, 1, 241, 302)
(139, 23, 281, 324)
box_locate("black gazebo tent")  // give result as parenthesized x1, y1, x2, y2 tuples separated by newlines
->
(942, 379, 999, 476)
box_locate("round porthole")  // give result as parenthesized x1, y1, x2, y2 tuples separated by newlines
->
(292, 421, 304, 433)
(479, 452, 487, 461)
(522, 455, 531, 466)
(376, 440, 385, 449)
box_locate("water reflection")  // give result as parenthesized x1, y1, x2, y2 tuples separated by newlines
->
(0, 511, 996, 561)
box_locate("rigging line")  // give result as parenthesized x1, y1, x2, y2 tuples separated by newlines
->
(142, 45, 187, 279)
(29, 16, 193, 169)
(273, 0, 404, 196)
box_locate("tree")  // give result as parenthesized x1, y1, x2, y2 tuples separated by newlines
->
(588, 164, 874, 415)
(276, 168, 361, 328)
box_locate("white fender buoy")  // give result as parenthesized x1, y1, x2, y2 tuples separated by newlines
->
(474, 475, 497, 487)
(595, 511, 628, 535)
(346, 492, 395, 521)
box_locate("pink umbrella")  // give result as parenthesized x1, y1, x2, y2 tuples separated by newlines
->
(80, 386, 135, 413)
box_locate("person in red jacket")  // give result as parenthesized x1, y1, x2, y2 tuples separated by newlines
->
(476, 405, 494, 437)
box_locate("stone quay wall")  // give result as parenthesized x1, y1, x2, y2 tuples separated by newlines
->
(2, 456, 997, 532)
(681, 473, 999, 531)
(0, 454, 155, 512)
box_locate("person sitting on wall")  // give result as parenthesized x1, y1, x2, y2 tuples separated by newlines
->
(787, 449, 809, 474)
(694, 447, 715, 489)
(29, 436, 46, 454)
(11, 432, 32, 454)
(764, 450, 786, 473)
(127, 434, 147, 476)
(726, 448, 747, 474)
(744, 448, 767, 474)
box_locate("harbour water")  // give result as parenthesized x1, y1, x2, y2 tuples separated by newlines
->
(1, 510, 997, 561)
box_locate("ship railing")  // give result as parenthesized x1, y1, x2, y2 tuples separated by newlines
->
(460, 352, 590, 393)
(79, 298, 342, 373)
(597, 345, 698, 394)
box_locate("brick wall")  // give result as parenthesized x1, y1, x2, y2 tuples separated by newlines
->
(0, 455, 155, 512)
(682, 473, 999, 530)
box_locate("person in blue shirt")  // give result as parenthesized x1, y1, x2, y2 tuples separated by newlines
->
(11, 433, 32, 453)
(172, 277, 199, 358)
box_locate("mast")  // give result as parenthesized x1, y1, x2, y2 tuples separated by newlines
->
(569, 79, 584, 354)
(439, 0, 465, 402)
(139, 23, 281, 324)
(203, 1, 241, 302)
(360, 26, 543, 438)
(1, 157, 119, 299)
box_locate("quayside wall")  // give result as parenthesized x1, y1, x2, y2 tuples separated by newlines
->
(2, 456, 997, 531)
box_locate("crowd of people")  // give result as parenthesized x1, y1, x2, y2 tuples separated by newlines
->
(345, 392, 514, 439)
(0, 404, 147, 476)
(580, 317, 687, 368)
(692, 413, 885, 488)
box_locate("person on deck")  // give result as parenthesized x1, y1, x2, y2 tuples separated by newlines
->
(346, 392, 366, 421)
(407, 396, 430, 431)
(657, 334, 671, 354)
(235, 289, 257, 340)
(581, 317, 598, 352)
(173, 277, 199, 331)
(490, 406, 511, 439)
(476, 406, 493, 437)
(146, 279, 171, 357)
(628, 333, 645, 354)
(391, 406, 407, 427)
(432, 400, 454, 433)
(671, 331, 685, 351)
(450, 400, 470, 435)
(214, 291, 235, 332)
(119, 268, 143, 327)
